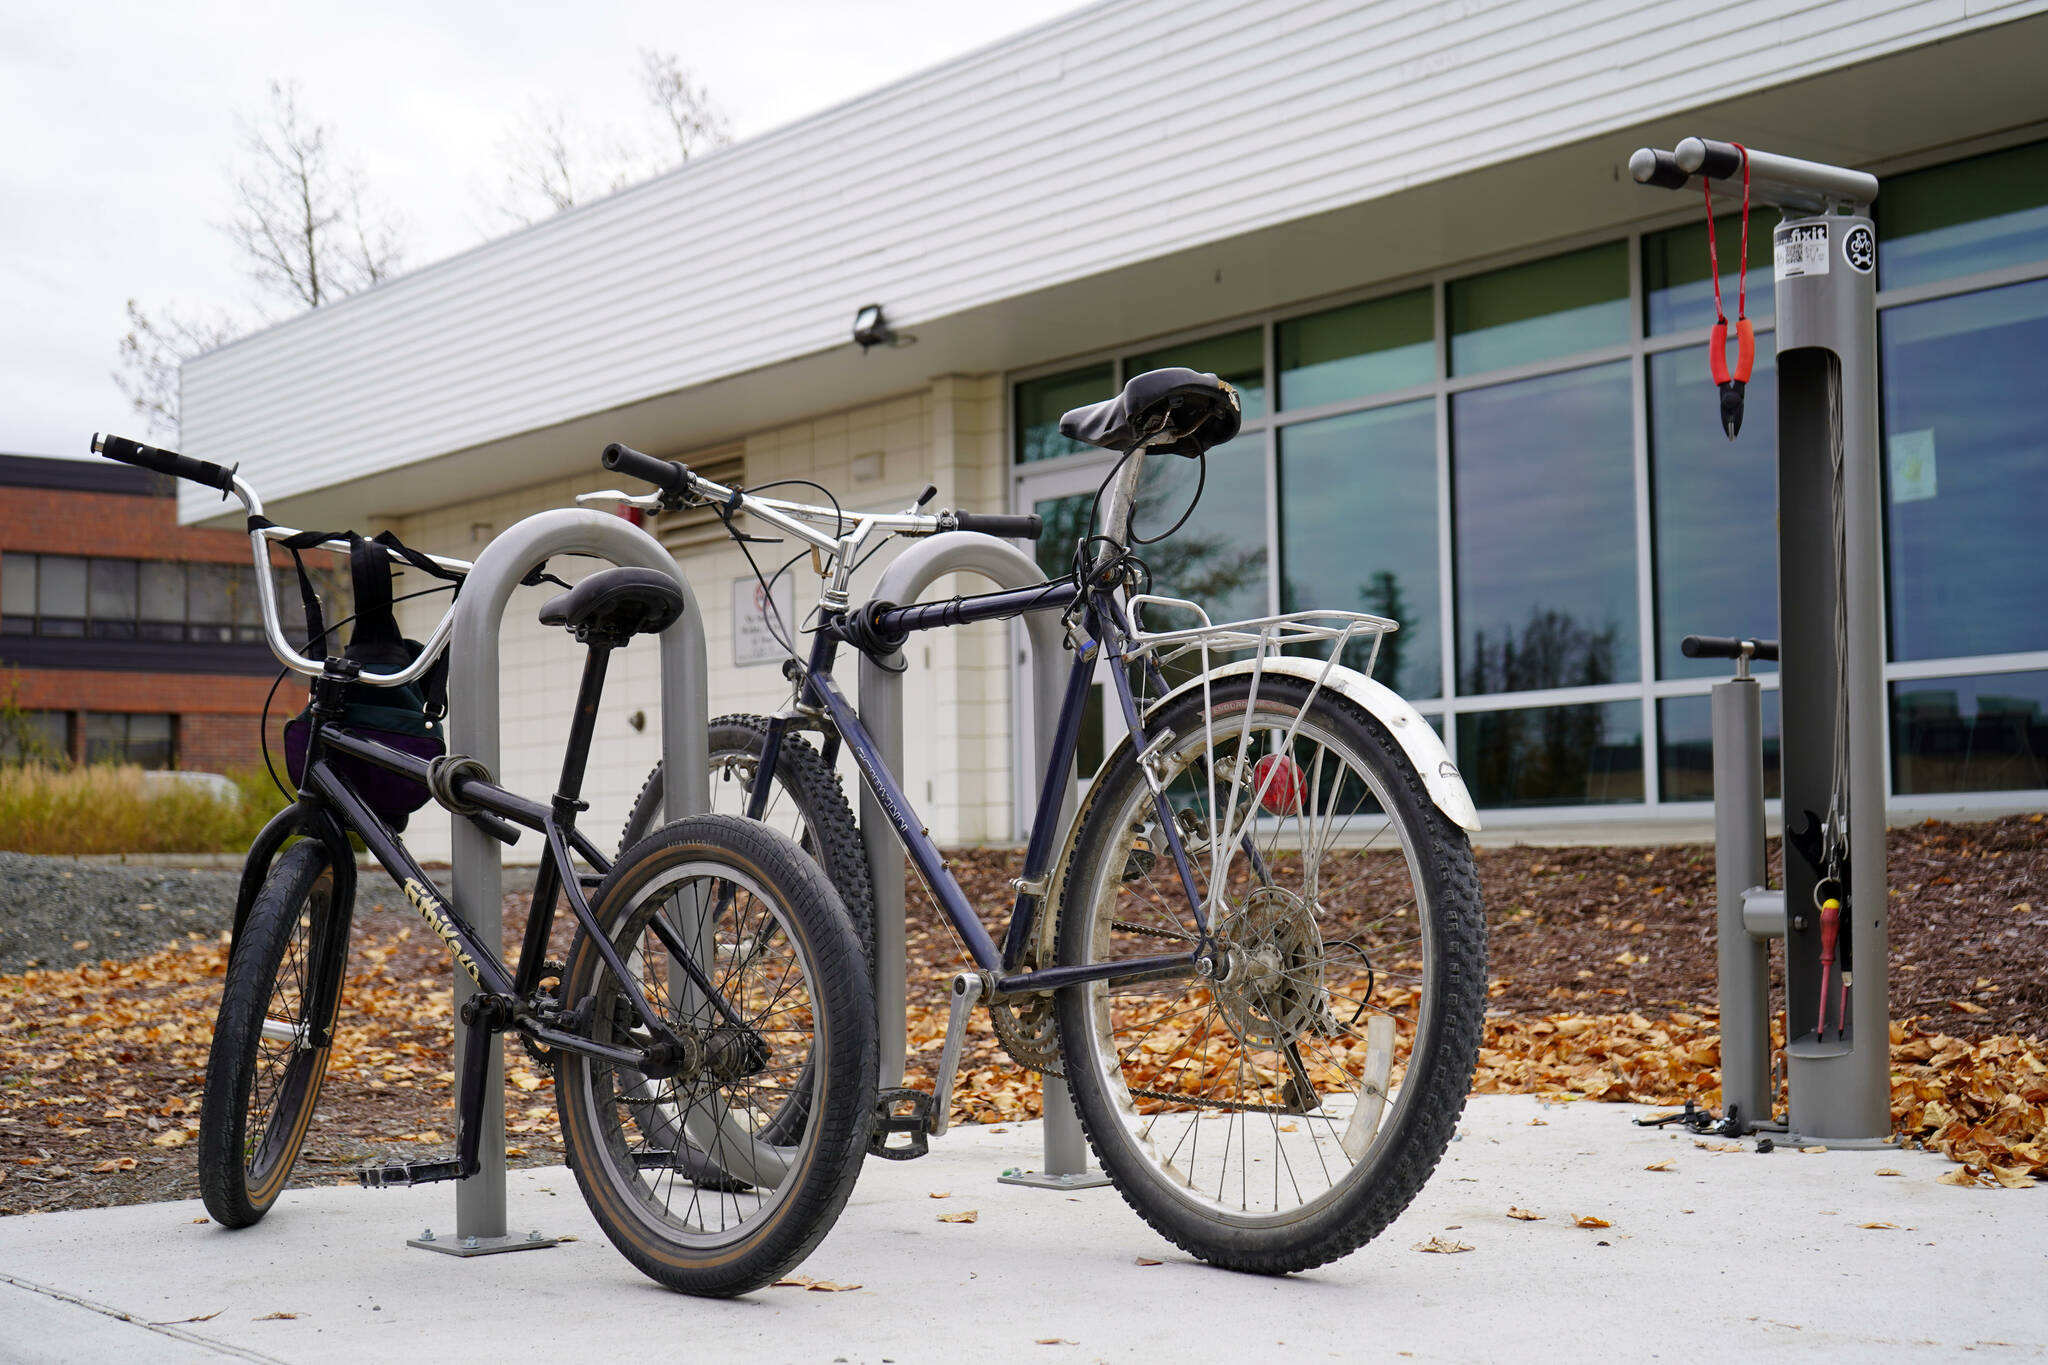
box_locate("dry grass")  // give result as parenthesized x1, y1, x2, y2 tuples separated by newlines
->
(0, 763, 286, 855)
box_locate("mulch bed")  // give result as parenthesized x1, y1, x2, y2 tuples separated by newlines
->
(3, 814, 2041, 1216)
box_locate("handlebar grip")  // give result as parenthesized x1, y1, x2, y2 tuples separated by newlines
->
(1673, 136, 1745, 181)
(948, 511, 1043, 540)
(601, 442, 689, 497)
(1681, 635, 1781, 662)
(1628, 147, 1692, 190)
(92, 433, 236, 492)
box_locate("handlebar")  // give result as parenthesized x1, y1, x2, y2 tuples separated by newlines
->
(944, 511, 1042, 540)
(93, 433, 238, 495)
(1628, 138, 1878, 210)
(600, 442, 693, 501)
(1681, 635, 1780, 663)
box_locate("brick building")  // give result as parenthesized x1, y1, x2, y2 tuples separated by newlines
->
(0, 453, 308, 773)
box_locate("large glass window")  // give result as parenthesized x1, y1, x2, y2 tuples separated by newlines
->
(1277, 289, 1433, 409)
(1643, 211, 1779, 334)
(1453, 362, 1638, 694)
(1649, 341, 1779, 679)
(36, 556, 87, 637)
(1458, 700, 1644, 807)
(1892, 670, 2048, 795)
(1279, 400, 1439, 697)
(1658, 692, 1781, 802)
(1, 553, 33, 635)
(1132, 437, 1267, 627)
(1016, 364, 1115, 464)
(1449, 242, 1628, 375)
(1127, 328, 1266, 422)
(187, 563, 236, 643)
(1880, 277, 2048, 661)
(0, 711, 68, 763)
(140, 561, 187, 642)
(1881, 141, 2048, 291)
(88, 559, 139, 640)
(82, 713, 175, 769)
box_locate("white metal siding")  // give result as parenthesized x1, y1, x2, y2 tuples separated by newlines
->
(182, 0, 2041, 520)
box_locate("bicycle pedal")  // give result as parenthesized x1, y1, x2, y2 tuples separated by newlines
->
(868, 1087, 933, 1160)
(356, 1157, 469, 1189)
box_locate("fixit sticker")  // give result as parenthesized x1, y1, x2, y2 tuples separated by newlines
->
(1775, 222, 1830, 280)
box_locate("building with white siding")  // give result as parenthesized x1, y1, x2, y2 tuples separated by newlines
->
(182, 0, 2048, 860)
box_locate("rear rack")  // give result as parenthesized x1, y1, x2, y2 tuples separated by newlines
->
(1124, 596, 1394, 677)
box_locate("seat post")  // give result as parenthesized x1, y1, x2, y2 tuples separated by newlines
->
(555, 639, 616, 811)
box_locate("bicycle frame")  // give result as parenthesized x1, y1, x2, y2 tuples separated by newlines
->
(780, 577, 1214, 999)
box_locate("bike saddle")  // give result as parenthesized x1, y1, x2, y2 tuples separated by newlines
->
(538, 567, 686, 644)
(1058, 367, 1242, 457)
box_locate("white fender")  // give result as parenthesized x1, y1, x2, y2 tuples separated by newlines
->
(1141, 656, 1480, 832)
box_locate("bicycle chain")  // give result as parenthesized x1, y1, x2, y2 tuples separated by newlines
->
(1006, 921, 1297, 1116)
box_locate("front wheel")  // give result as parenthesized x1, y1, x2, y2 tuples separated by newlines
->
(1054, 674, 1485, 1273)
(198, 839, 350, 1227)
(556, 815, 877, 1296)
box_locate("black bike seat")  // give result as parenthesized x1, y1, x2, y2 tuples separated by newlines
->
(538, 567, 686, 642)
(1057, 367, 1242, 457)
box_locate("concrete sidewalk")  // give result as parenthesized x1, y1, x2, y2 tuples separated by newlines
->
(2, 1095, 2042, 1364)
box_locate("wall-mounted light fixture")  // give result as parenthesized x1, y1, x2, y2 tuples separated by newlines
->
(852, 303, 915, 353)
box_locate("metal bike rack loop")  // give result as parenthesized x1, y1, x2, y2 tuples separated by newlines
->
(422, 508, 709, 1255)
(859, 531, 1108, 1190)
(1633, 138, 1890, 1145)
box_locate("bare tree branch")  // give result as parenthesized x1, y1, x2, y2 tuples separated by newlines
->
(113, 300, 242, 441)
(223, 79, 404, 310)
(496, 50, 732, 225)
(640, 48, 732, 163)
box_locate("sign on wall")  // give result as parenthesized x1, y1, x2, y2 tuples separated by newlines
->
(732, 575, 797, 667)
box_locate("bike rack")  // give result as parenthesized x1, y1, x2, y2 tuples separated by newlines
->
(417, 508, 710, 1255)
(1631, 138, 1891, 1145)
(858, 532, 1108, 1190)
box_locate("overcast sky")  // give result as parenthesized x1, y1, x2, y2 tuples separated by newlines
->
(1, 1, 1088, 460)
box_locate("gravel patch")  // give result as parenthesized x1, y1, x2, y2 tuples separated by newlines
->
(0, 851, 544, 973)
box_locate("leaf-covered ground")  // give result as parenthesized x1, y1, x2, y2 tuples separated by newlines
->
(2, 815, 2040, 1215)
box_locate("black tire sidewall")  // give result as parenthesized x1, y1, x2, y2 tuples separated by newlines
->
(198, 839, 342, 1227)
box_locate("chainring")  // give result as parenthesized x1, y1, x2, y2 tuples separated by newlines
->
(989, 992, 1062, 1071)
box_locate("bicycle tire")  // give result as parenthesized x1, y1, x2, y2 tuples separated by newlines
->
(1053, 674, 1486, 1273)
(556, 814, 876, 1296)
(198, 839, 351, 1227)
(620, 716, 874, 970)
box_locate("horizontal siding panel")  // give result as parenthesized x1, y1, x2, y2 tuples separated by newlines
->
(183, 0, 2041, 519)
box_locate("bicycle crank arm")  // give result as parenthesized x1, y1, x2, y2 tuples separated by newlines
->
(927, 971, 985, 1138)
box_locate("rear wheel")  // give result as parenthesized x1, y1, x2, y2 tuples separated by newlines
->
(621, 716, 873, 969)
(1054, 675, 1485, 1273)
(198, 840, 350, 1227)
(556, 815, 876, 1296)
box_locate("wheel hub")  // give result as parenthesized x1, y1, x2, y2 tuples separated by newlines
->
(1212, 886, 1328, 1047)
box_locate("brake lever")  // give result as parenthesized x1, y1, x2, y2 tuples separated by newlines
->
(575, 489, 667, 512)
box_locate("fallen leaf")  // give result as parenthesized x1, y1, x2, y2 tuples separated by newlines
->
(1527, 1118, 1548, 1127)
(1412, 1236, 1473, 1254)
(504, 1147, 527, 1158)
(1800, 1146, 1828, 1155)
(1875, 1168, 1903, 1177)
(148, 1311, 221, 1325)
(1572, 1214, 1612, 1229)
(928, 1191, 952, 1199)
(191, 1217, 209, 1224)
(807, 1280, 862, 1292)
(772, 1276, 814, 1288)
(1858, 1222, 1899, 1230)
(509, 1071, 544, 1092)
(1134, 1256, 1162, 1266)
(1950, 1000, 1987, 1015)
(1035, 1339, 1074, 1346)
(151, 1129, 191, 1148)
(1991, 1167, 2038, 1190)
(252, 1312, 300, 1321)
(937, 1209, 980, 1224)
(89, 1158, 138, 1173)
(1506, 1206, 1544, 1221)
(1644, 1159, 1675, 1171)
(1937, 1165, 1997, 1188)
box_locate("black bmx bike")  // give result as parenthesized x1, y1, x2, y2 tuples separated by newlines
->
(90, 433, 876, 1297)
